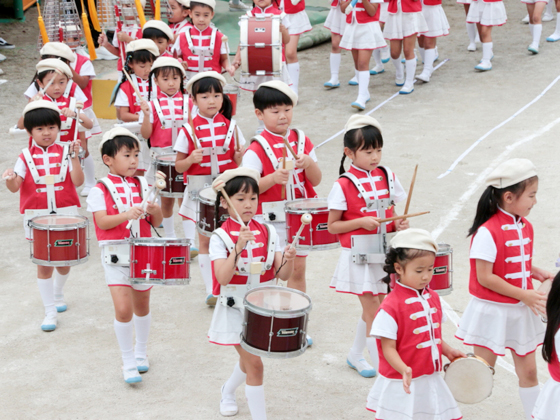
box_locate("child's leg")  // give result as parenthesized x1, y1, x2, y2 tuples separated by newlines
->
(197, 233, 214, 301)
(464, 4, 478, 50)
(325, 33, 343, 87)
(132, 288, 152, 370)
(390, 40, 405, 84)
(476, 25, 494, 70)
(511, 351, 540, 420)
(161, 197, 176, 238)
(37, 265, 57, 330)
(528, 2, 546, 52)
(547, 0, 560, 41)
(351, 49, 373, 108)
(235, 346, 266, 419)
(371, 48, 385, 74)
(81, 135, 96, 196)
(358, 293, 384, 370)
(401, 35, 417, 93)
(287, 256, 306, 293)
(286, 35, 300, 95)
(221, 359, 248, 416)
(418, 36, 437, 82)
(53, 266, 70, 312)
(417, 35, 425, 63)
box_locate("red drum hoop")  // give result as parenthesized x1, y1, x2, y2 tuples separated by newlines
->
(130, 237, 190, 285)
(285, 198, 339, 251)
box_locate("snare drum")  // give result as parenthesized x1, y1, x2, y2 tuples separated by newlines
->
(444, 353, 495, 404)
(197, 187, 229, 237)
(130, 238, 190, 285)
(239, 15, 282, 77)
(285, 199, 339, 250)
(224, 84, 239, 116)
(29, 215, 89, 266)
(241, 286, 312, 359)
(153, 153, 184, 197)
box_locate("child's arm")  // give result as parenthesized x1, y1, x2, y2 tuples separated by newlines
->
(60, 107, 93, 130)
(233, 146, 243, 167)
(340, 0, 352, 13)
(2, 169, 23, 192)
(441, 340, 467, 362)
(140, 101, 153, 139)
(93, 206, 144, 230)
(393, 211, 410, 231)
(476, 259, 546, 315)
(362, 0, 379, 16)
(327, 209, 380, 234)
(214, 225, 256, 285)
(116, 106, 139, 123)
(275, 245, 297, 280)
(175, 149, 204, 173)
(69, 141, 84, 187)
(221, 53, 233, 77)
(229, 45, 242, 74)
(295, 154, 321, 187)
(531, 265, 554, 282)
(145, 201, 163, 228)
(71, 70, 92, 91)
(98, 33, 120, 57)
(259, 169, 290, 194)
(280, 24, 290, 44)
(380, 337, 413, 394)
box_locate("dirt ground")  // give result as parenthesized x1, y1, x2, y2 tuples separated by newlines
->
(1, 2, 560, 419)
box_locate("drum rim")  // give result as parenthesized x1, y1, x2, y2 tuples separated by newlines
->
(131, 277, 191, 285)
(198, 186, 218, 204)
(444, 355, 494, 404)
(243, 285, 312, 318)
(159, 191, 185, 198)
(436, 243, 452, 254)
(31, 256, 89, 267)
(240, 337, 308, 359)
(285, 198, 329, 213)
(296, 242, 340, 251)
(130, 238, 190, 246)
(29, 214, 89, 230)
(154, 152, 178, 164)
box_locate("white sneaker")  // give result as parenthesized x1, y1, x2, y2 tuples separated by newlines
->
(229, 0, 250, 10)
(95, 46, 118, 60)
(369, 64, 385, 75)
(416, 71, 431, 83)
(547, 32, 560, 42)
(80, 186, 92, 197)
(54, 294, 67, 312)
(220, 385, 239, 416)
(347, 353, 376, 378)
(136, 357, 149, 373)
(41, 311, 57, 331)
(475, 60, 492, 71)
(348, 76, 358, 86)
(123, 367, 142, 384)
(522, 14, 530, 23)
(467, 42, 477, 52)
(399, 83, 414, 94)
(543, 12, 554, 22)
(528, 43, 539, 54)
(0, 53, 5, 62)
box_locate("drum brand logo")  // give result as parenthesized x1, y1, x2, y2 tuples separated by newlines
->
(317, 223, 328, 231)
(277, 327, 298, 337)
(54, 239, 73, 247)
(175, 175, 183, 182)
(434, 266, 448, 275)
(169, 257, 185, 265)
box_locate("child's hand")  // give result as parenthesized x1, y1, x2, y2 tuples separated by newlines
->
(181, 61, 189, 71)
(532, 266, 554, 282)
(233, 147, 243, 163)
(402, 366, 412, 394)
(125, 206, 144, 221)
(361, 216, 380, 231)
(117, 31, 133, 43)
(2, 168, 16, 181)
(446, 347, 467, 362)
(145, 201, 160, 215)
(140, 100, 150, 116)
(273, 168, 290, 186)
(520, 289, 547, 316)
(188, 148, 204, 165)
(61, 107, 77, 119)
(32, 91, 44, 100)
(395, 218, 409, 231)
(98, 33, 108, 47)
(283, 245, 297, 261)
(70, 140, 81, 156)
(235, 225, 255, 252)
(227, 65, 236, 77)
(295, 154, 312, 170)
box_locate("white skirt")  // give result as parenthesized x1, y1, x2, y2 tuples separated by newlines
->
(455, 297, 545, 356)
(466, 0, 507, 26)
(422, 4, 450, 37)
(83, 107, 102, 136)
(457, 0, 472, 5)
(523, 0, 549, 5)
(384, 1, 429, 40)
(208, 279, 276, 345)
(533, 377, 560, 420)
(366, 373, 462, 420)
(145, 145, 174, 184)
(325, 6, 347, 35)
(379, 2, 389, 23)
(340, 21, 387, 50)
(284, 10, 313, 35)
(330, 249, 389, 295)
(239, 62, 292, 92)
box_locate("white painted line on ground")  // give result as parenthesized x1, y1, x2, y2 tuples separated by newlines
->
(437, 75, 560, 179)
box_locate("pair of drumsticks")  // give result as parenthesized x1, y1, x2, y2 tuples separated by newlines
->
(382, 164, 428, 224)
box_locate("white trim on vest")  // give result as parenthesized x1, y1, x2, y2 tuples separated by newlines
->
(153, 94, 189, 147)
(185, 27, 217, 72)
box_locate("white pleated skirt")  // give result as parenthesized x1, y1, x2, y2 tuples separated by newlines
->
(384, 0, 429, 40)
(466, 0, 507, 26)
(284, 10, 313, 35)
(340, 21, 387, 50)
(330, 249, 389, 295)
(455, 297, 545, 356)
(83, 107, 102, 136)
(239, 62, 292, 92)
(325, 6, 347, 35)
(533, 378, 560, 420)
(366, 373, 462, 420)
(422, 4, 450, 37)
(379, 2, 389, 23)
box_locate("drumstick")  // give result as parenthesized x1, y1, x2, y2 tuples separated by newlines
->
(403, 164, 418, 219)
(281, 144, 286, 200)
(71, 102, 84, 159)
(282, 137, 298, 159)
(126, 171, 166, 229)
(289, 213, 312, 250)
(188, 96, 200, 149)
(123, 68, 144, 103)
(213, 180, 245, 227)
(234, 125, 240, 151)
(377, 211, 430, 224)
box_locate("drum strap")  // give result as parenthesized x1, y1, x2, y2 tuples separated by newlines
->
(152, 95, 189, 147)
(60, 97, 77, 132)
(185, 28, 217, 72)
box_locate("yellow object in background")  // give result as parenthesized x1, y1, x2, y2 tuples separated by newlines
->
(37, 2, 50, 45)
(155, 0, 160, 20)
(80, 0, 97, 60)
(87, 0, 101, 32)
(92, 72, 119, 119)
(135, 0, 146, 27)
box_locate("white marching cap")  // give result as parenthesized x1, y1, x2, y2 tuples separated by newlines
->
(258, 80, 298, 107)
(125, 39, 160, 57)
(485, 158, 538, 189)
(22, 100, 62, 117)
(143, 19, 174, 41)
(344, 115, 382, 135)
(212, 168, 261, 194)
(191, 0, 215, 9)
(390, 228, 438, 253)
(186, 71, 226, 95)
(98, 127, 140, 153)
(152, 56, 186, 77)
(36, 58, 73, 78)
(40, 42, 77, 63)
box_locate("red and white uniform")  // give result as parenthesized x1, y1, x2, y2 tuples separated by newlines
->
(327, 164, 406, 295)
(324, 0, 346, 36)
(383, 0, 429, 40)
(532, 330, 560, 420)
(466, 0, 507, 26)
(281, 0, 312, 35)
(112, 24, 144, 71)
(172, 25, 228, 79)
(421, 0, 450, 38)
(456, 208, 545, 356)
(207, 217, 280, 345)
(168, 20, 192, 54)
(86, 173, 153, 291)
(366, 281, 462, 419)
(340, 0, 387, 51)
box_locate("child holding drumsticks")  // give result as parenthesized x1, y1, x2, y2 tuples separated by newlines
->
(4, 101, 83, 331)
(208, 168, 296, 418)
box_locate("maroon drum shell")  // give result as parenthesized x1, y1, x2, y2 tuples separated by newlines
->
(31, 216, 88, 266)
(154, 155, 184, 197)
(197, 187, 229, 236)
(247, 18, 274, 75)
(242, 310, 307, 353)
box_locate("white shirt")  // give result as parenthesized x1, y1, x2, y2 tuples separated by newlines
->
(209, 227, 282, 261)
(470, 227, 497, 263)
(172, 25, 229, 57)
(24, 61, 94, 100)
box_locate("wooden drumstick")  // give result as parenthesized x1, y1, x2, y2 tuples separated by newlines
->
(403, 164, 418, 219)
(281, 144, 286, 200)
(377, 211, 430, 224)
(188, 96, 200, 149)
(126, 171, 166, 229)
(71, 102, 84, 159)
(282, 137, 298, 159)
(289, 213, 312, 250)
(214, 180, 246, 227)
(234, 125, 240, 151)
(123, 68, 144, 103)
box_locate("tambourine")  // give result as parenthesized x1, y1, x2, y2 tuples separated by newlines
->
(443, 353, 495, 404)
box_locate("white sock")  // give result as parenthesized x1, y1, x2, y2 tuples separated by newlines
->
(113, 319, 136, 370)
(198, 254, 213, 295)
(53, 271, 69, 296)
(37, 277, 56, 315)
(245, 385, 267, 420)
(352, 68, 359, 81)
(529, 23, 534, 37)
(366, 336, 379, 370)
(482, 42, 493, 62)
(392, 58, 404, 79)
(556, 13, 560, 34)
(133, 312, 151, 359)
(546, 0, 553, 15)
(83, 154, 96, 188)
(349, 317, 367, 357)
(422, 48, 436, 76)
(532, 23, 542, 45)
(380, 45, 390, 58)
(404, 58, 416, 86)
(519, 385, 540, 420)
(286, 62, 299, 95)
(372, 49, 382, 68)
(162, 216, 176, 238)
(466, 22, 477, 44)
(329, 53, 341, 83)
(357, 70, 370, 103)
(182, 219, 196, 241)
(418, 46, 425, 63)
(223, 362, 247, 397)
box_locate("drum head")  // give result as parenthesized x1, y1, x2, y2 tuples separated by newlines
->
(156, 153, 177, 163)
(31, 215, 86, 227)
(198, 187, 217, 204)
(224, 84, 239, 94)
(246, 286, 311, 314)
(285, 198, 328, 213)
(444, 357, 494, 404)
(437, 243, 452, 254)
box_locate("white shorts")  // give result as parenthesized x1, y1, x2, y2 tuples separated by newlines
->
(253, 215, 309, 257)
(522, 0, 548, 4)
(330, 248, 389, 295)
(100, 246, 152, 291)
(383, 9, 429, 40)
(284, 10, 313, 35)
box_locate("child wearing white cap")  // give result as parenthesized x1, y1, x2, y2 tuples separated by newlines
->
(456, 158, 553, 420)
(142, 20, 175, 57)
(167, 0, 192, 46)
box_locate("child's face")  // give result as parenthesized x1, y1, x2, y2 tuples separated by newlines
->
(255, 104, 293, 135)
(345, 145, 382, 172)
(395, 253, 436, 291)
(194, 88, 223, 118)
(151, 37, 170, 55)
(156, 70, 182, 96)
(103, 146, 140, 177)
(39, 72, 69, 99)
(167, 0, 189, 23)
(130, 60, 153, 80)
(254, 0, 273, 8)
(29, 124, 60, 148)
(190, 5, 214, 30)
(504, 180, 538, 218)
(221, 188, 258, 224)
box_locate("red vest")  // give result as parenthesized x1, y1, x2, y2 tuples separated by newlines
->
(283, 0, 305, 14)
(148, 91, 190, 148)
(92, 174, 152, 241)
(248, 5, 286, 61)
(74, 54, 93, 108)
(336, 165, 396, 249)
(423, 0, 442, 6)
(331, 0, 339, 6)
(180, 112, 239, 178)
(116, 25, 144, 71)
(247, 129, 317, 214)
(44, 83, 79, 143)
(376, 282, 444, 379)
(118, 75, 157, 114)
(211, 217, 277, 295)
(346, 0, 381, 24)
(469, 209, 534, 304)
(176, 26, 224, 73)
(170, 20, 192, 37)
(18, 143, 80, 214)
(388, 0, 421, 14)
(549, 331, 560, 382)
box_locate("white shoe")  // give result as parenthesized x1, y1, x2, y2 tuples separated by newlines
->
(528, 43, 539, 54)
(348, 76, 358, 86)
(395, 77, 405, 86)
(399, 83, 414, 94)
(123, 367, 142, 384)
(543, 12, 554, 22)
(229, 0, 250, 10)
(0, 68, 4, 75)
(416, 71, 431, 83)
(220, 385, 239, 416)
(522, 14, 529, 23)
(369, 64, 385, 75)
(54, 294, 67, 312)
(547, 32, 560, 42)
(95, 46, 118, 60)
(381, 48, 390, 63)
(0, 53, 5, 62)
(467, 42, 477, 52)
(475, 60, 492, 71)
(41, 311, 57, 331)
(80, 186, 92, 197)
(347, 353, 376, 378)
(136, 357, 149, 373)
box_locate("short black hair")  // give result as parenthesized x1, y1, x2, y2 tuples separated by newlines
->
(143, 27, 170, 42)
(191, 76, 232, 120)
(24, 108, 62, 132)
(190, 1, 214, 11)
(36, 69, 69, 85)
(101, 135, 140, 160)
(253, 86, 293, 112)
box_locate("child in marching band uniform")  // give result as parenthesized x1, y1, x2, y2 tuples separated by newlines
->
(416, 0, 449, 83)
(174, 71, 244, 305)
(323, 0, 347, 88)
(4, 101, 83, 331)
(366, 229, 464, 419)
(327, 115, 407, 378)
(456, 159, 552, 420)
(546, 0, 560, 41)
(142, 20, 175, 57)
(208, 168, 296, 419)
(139, 57, 191, 238)
(458, 0, 480, 51)
(523, 0, 548, 54)
(86, 127, 163, 384)
(167, 0, 192, 46)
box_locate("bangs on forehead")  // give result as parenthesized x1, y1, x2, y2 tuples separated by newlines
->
(356, 126, 383, 150)
(237, 180, 257, 195)
(154, 66, 182, 79)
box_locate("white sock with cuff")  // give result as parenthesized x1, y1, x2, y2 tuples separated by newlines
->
(366, 336, 379, 370)
(133, 312, 151, 359)
(162, 216, 176, 238)
(519, 385, 540, 420)
(37, 277, 56, 315)
(349, 317, 367, 357)
(198, 254, 213, 295)
(286, 62, 300, 95)
(223, 362, 247, 397)
(182, 219, 196, 241)
(532, 23, 542, 46)
(245, 385, 267, 420)
(114, 319, 136, 370)
(53, 271, 69, 296)
(83, 154, 96, 188)
(329, 53, 341, 84)
(392, 58, 404, 80)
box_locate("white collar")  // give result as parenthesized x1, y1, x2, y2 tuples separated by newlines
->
(497, 206, 522, 223)
(350, 164, 378, 176)
(196, 109, 219, 122)
(395, 280, 430, 298)
(30, 140, 57, 151)
(264, 127, 290, 140)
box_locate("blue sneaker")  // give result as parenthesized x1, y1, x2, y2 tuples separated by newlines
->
(528, 44, 539, 54)
(54, 294, 67, 313)
(547, 33, 560, 42)
(41, 312, 57, 331)
(369, 65, 385, 75)
(136, 357, 149, 373)
(123, 367, 142, 384)
(399, 85, 414, 95)
(347, 354, 376, 378)
(475, 61, 492, 71)
(348, 77, 358, 86)
(190, 246, 199, 259)
(324, 81, 340, 89)
(306, 335, 313, 347)
(206, 294, 218, 306)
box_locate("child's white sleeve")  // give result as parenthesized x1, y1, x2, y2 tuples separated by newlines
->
(86, 186, 106, 213)
(209, 233, 228, 261)
(392, 174, 408, 204)
(236, 127, 247, 146)
(114, 88, 130, 108)
(555, 330, 560, 360)
(24, 83, 38, 100)
(112, 34, 119, 48)
(172, 36, 182, 56)
(174, 129, 190, 154)
(14, 157, 27, 180)
(469, 227, 497, 263)
(370, 309, 398, 340)
(241, 150, 263, 174)
(327, 182, 347, 211)
(78, 59, 96, 77)
(74, 85, 89, 103)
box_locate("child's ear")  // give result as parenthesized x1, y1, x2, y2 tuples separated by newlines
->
(220, 197, 228, 209)
(394, 262, 404, 277)
(102, 155, 112, 166)
(503, 191, 514, 203)
(254, 109, 264, 121)
(343, 147, 353, 159)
